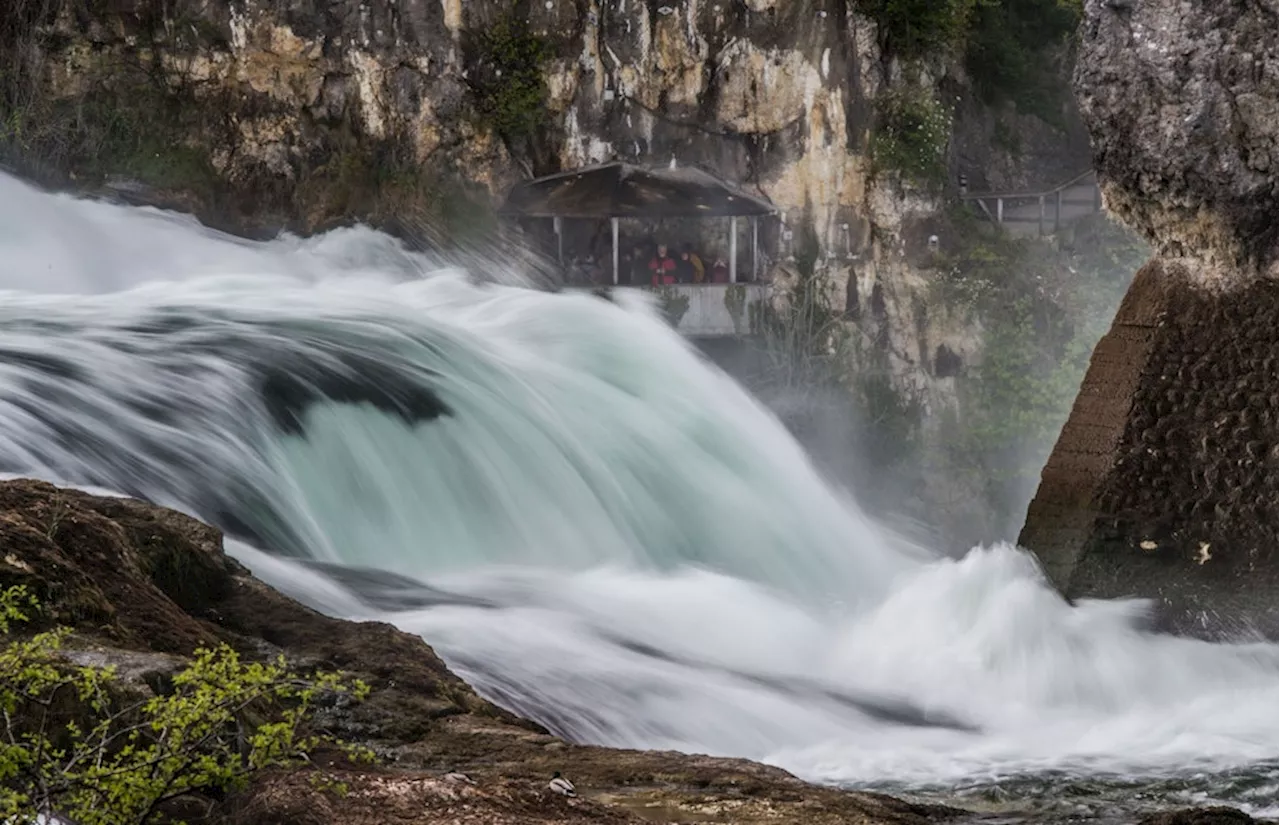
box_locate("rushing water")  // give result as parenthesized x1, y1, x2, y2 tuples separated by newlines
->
(0, 173, 1275, 821)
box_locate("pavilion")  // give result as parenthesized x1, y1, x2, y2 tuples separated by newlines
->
(498, 161, 776, 284)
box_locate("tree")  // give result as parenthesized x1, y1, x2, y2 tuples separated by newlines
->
(0, 586, 370, 825)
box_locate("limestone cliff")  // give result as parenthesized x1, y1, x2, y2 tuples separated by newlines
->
(1, 0, 1086, 243)
(1020, 0, 1278, 637)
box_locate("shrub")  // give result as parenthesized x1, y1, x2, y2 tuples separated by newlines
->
(468, 6, 551, 144)
(869, 89, 951, 187)
(927, 210, 1144, 524)
(647, 285, 690, 327)
(963, 0, 1082, 124)
(0, 586, 370, 825)
(854, 0, 979, 59)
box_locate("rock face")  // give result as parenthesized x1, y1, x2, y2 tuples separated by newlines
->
(1, 0, 1085, 241)
(1074, 0, 1278, 273)
(0, 478, 958, 825)
(1020, 0, 1279, 637)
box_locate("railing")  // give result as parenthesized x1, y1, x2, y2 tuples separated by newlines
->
(959, 170, 1102, 236)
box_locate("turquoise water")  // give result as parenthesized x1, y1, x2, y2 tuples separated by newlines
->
(0, 170, 1275, 821)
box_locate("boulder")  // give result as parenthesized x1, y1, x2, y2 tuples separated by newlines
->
(1073, 0, 1278, 273)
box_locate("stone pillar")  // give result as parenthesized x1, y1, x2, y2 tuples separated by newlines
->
(1020, 261, 1278, 637)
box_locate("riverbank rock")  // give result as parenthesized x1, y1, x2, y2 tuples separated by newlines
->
(0, 477, 959, 824)
(1019, 0, 1278, 638)
(1137, 807, 1264, 825)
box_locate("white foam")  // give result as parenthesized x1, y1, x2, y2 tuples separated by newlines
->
(0, 171, 1273, 807)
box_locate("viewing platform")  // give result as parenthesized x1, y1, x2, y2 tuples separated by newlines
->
(567, 283, 771, 338)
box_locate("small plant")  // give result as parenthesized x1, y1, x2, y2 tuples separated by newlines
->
(308, 772, 351, 798)
(869, 88, 951, 188)
(40, 494, 70, 541)
(0, 585, 370, 825)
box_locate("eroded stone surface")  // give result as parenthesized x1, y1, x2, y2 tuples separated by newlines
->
(1074, 0, 1278, 273)
(1021, 0, 1279, 636)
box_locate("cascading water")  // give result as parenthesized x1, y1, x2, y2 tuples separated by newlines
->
(1, 172, 1276, 821)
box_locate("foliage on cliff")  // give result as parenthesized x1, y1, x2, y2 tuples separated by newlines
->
(869, 89, 952, 187)
(467, 5, 552, 146)
(964, 0, 1082, 122)
(856, 0, 1081, 121)
(854, 0, 980, 59)
(0, 585, 370, 825)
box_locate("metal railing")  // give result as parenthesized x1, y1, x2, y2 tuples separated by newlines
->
(959, 170, 1102, 236)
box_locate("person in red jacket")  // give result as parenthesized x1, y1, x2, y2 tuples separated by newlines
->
(649, 244, 677, 285)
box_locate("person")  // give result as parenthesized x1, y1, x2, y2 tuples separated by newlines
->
(678, 244, 705, 284)
(709, 255, 729, 283)
(629, 244, 649, 286)
(649, 244, 676, 285)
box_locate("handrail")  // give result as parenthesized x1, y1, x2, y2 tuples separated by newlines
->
(959, 169, 1096, 202)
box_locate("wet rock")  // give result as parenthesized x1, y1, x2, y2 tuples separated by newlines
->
(1021, 261, 1279, 638)
(1136, 806, 1263, 825)
(0, 477, 961, 824)
(1020, 0, 1279, 638)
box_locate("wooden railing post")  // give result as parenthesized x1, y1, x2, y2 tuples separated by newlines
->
(1038, 195, 1046, 236)
(1055, 189, 1062, 233)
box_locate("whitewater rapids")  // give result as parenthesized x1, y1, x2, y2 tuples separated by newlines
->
(1, 173, 1276, 817)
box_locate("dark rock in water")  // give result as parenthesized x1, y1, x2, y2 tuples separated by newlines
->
(298, 560, 501, 610)
(0, 477, 965, 825)
(1137, 806, 1262, 825)
(258, 356, 451, 436)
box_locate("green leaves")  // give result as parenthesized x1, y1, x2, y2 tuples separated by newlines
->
(0, 586, 370, 825)
(869, 89, 952, 188)
(963, 0, 1081, 123)
(470, 7, 552, 144)
(928, 214, 1141, 522)
(854, 0, 981, 59)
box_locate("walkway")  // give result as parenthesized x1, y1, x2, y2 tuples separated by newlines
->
(960, 170, 1102, 237)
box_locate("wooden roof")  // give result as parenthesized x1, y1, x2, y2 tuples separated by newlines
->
(499, 161, 776, 219)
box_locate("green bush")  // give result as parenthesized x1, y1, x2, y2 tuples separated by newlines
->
(647, 285, 690, 327)
(852, 0, 1081, 123)
(469, 7, 551, 143)
(869, 89, 951, 187)
(0, 585, 370, 825)
(928, 211, 1144, 523)
(964, 0, 1081, 123)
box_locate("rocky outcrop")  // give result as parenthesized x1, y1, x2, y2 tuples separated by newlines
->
(0, 477, 959, 824)
(1074, 0, 1278, 273)
(1019, 0, 1278, 637)
(1, 0, 1086, 244)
